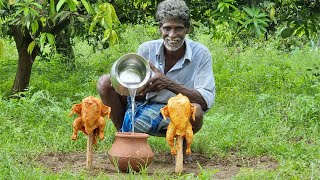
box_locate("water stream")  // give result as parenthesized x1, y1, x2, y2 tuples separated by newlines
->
(128, 88, 137, 133)
(119, 69, 141, 133)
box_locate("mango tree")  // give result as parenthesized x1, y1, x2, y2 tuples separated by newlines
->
(277, 0, 320, 41)
(0, 0, 119, 95)
(111, 0, 320, 43)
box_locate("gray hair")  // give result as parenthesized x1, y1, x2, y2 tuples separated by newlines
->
(156, 0, 190, 28)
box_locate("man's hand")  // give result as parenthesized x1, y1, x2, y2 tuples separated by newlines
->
(139, 62, 207, 111)
(139, 62, 173, 96)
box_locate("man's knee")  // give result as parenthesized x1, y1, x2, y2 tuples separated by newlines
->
(192, 103, 203, 134)
(97, 74, 112, 95)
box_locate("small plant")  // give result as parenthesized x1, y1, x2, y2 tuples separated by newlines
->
(182, 162, 218, 179)
(197, 162, 218, 180)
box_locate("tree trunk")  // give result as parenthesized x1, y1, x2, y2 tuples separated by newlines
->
(11, 26, 38, 95)
(10, 18, 69, 95)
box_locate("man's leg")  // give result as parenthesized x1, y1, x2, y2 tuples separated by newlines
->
(97, 74, 127, 131)
(183, 103, 203, 163)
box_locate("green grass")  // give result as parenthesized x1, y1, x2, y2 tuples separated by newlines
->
(1, 24, 320, 179)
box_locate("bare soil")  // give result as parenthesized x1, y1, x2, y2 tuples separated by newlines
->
(37, 151, 278, 179)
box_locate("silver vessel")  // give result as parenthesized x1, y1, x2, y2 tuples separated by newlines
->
(110, 53, 151, 96)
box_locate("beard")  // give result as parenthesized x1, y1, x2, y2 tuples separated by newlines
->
(164, 37, 185, 51)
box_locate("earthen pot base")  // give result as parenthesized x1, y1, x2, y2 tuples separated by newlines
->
(108, 132, 154, 173)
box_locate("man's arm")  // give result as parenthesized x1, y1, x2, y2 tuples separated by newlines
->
(167, 80, 207, 111)
(139, 63, 208, 111)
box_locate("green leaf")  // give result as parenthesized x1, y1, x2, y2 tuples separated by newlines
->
(27, 41, 35, 54)
(220, 6, 225, 12)
(92, 14, 99, 22)
(31, 21, 39, 34)
(256, 19, 268, 26)
(104, 16, 112, 29)
(228, 4, 237, 10)
(29, 8, 39, 17)
(56, 0, 66, 12)
(256, 13, 268, 18)
(42, 44, 51, 55)
(292, 24, 300, 31)
(103, 29, 111, 40)
(26, 21, 30, 29)
(39, 33, 46, 51)
(104, 3, 113, 28)
(101, 17, 108, 29)
(110, 30, 117, 44)
(76, 17, 84, 22)
(243, 7, 253, 17)
(67, 0, 77, 11)
(259, 25, 267, 33)
(9, 17, 20, 25)
(69, 15, 74, 26)
(253, 20, 258, 29)
(242, 19, 253, 27)
(0, 1, 4, 9)
(8, 0, 15, 5)
(55, 11, 70, 22)
(89, 19, 98, 32)
(30, 2, 42, 9)
(269, 7, 275, 19)
(253, 7, 260, 16)
(294, 27, 304, 36)
(109, 4, 120, 24)
(70, 0, 79, 5)
(15, 8, 24, 16)
(25, 7, 31, 17)
(80, 0, 94, 14)
(46, 33, 55, 45)
(255, 25, 262, 37)
(14, 2, 24, 7)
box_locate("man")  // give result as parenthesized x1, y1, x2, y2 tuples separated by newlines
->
(97, 0, 215, 163)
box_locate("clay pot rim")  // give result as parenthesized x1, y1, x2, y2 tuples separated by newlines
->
(116, 132, 149, 138)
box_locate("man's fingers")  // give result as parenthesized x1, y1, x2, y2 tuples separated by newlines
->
(139, 79, 157, 95)
(149, 62, 161, 73)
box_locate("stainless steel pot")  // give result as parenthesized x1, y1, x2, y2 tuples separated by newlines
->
(110, 53, 151, 96)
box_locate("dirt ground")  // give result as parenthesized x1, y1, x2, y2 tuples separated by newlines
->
(37, 151, 278, 179)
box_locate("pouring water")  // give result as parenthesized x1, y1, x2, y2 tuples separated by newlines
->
(119, 69, 141, 133)
(128, 88, 137, 132)
(111, 53, 151, 133)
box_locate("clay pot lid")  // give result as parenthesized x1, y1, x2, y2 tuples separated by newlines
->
(115, 132, 149, 138)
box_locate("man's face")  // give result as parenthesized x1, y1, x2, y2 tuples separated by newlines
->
(160, 20, 188, 52)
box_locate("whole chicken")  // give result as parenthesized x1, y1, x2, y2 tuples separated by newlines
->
(160, 93, 196, 155)
(69, 96, 111, 144)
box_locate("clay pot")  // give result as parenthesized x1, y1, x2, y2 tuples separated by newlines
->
(108, 132, 154, 172)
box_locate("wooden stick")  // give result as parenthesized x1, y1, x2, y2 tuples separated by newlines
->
(175, 136, 184, 174)
(86, 132, 94, 170)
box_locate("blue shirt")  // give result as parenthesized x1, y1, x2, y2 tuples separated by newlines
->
(137, 38, 215, 110)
